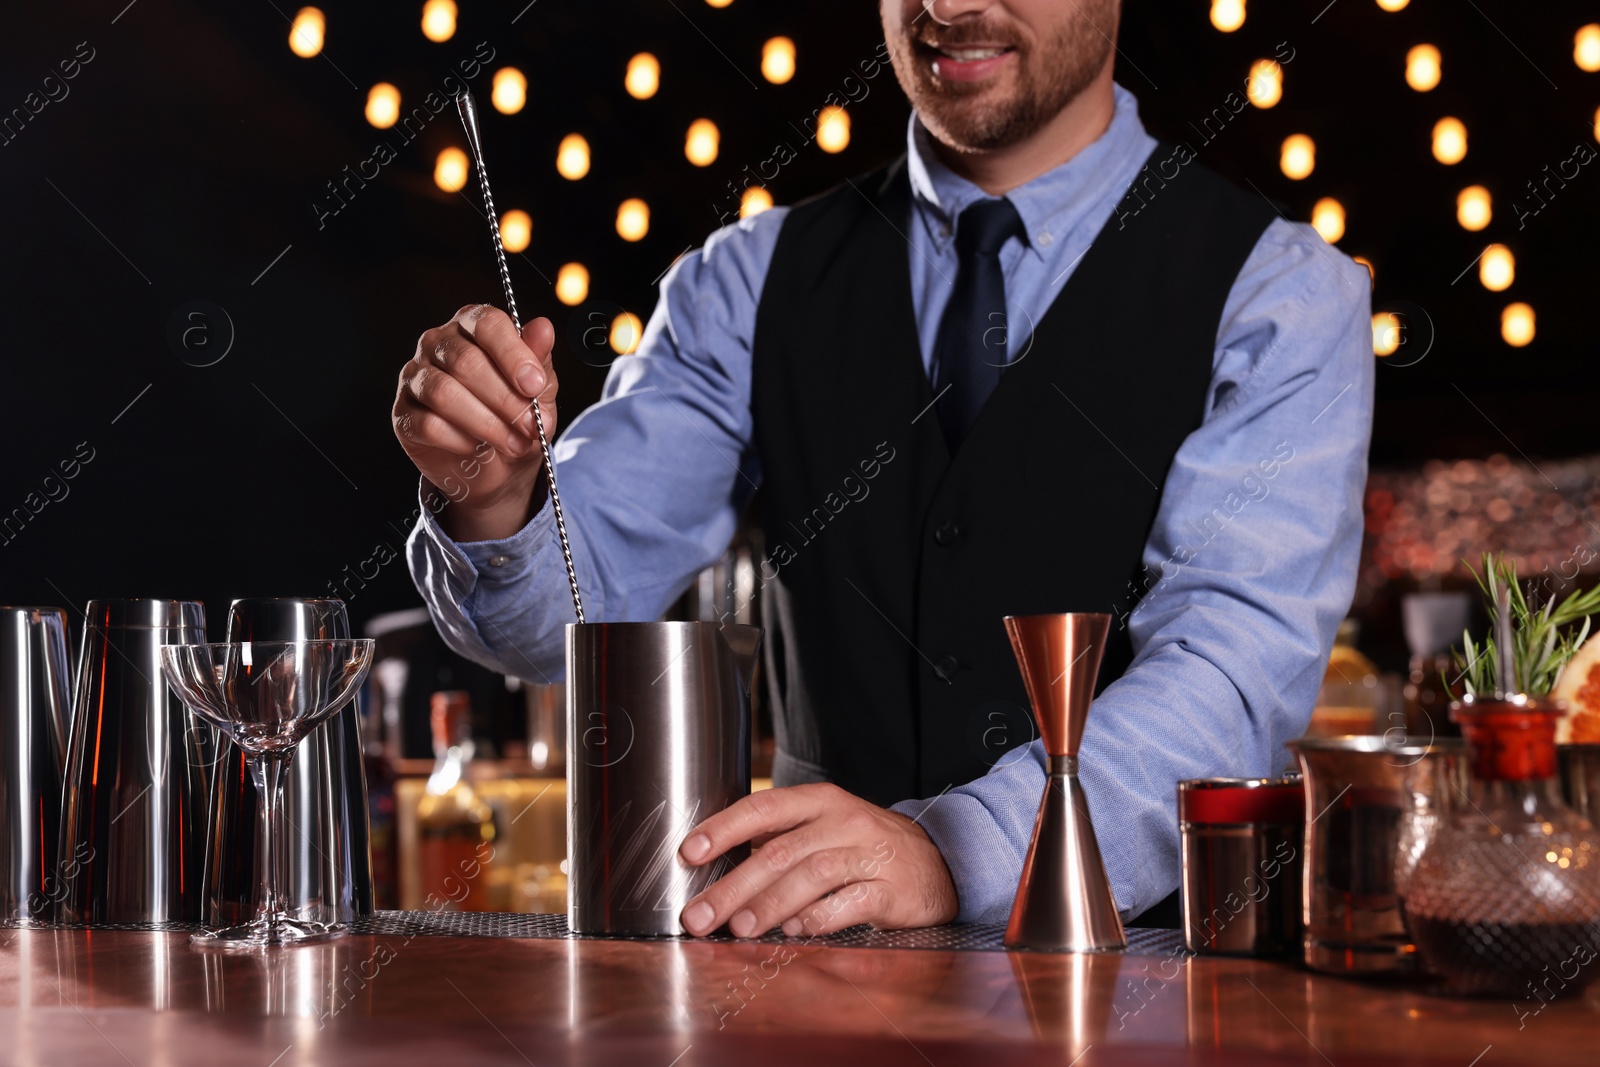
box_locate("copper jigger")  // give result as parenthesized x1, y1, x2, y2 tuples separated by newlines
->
(1002, 612, 1126, 952)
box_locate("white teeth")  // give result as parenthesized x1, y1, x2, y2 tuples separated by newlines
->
(941, 47, 1005, 62)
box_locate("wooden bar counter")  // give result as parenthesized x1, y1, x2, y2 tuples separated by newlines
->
(1, 919, 1595, 1066)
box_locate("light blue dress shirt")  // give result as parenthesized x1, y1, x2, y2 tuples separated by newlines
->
(408, 84, 1375, 923)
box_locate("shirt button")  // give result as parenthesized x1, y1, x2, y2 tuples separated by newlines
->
(939, 225, 951, 238)
(487, 554, 511, 567)
(933, 521, 961, 547)
(934, 655, 959, 682)
(1037, 231, 1054, 247)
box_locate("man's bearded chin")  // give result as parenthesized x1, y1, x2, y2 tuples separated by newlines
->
(887, 14, 1114, 154)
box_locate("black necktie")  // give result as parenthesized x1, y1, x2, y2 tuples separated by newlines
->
(932, 197, 1025, 452)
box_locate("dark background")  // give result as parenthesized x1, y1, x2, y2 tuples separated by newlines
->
(2, 2, 1596, 685)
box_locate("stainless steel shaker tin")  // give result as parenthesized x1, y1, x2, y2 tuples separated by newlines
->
(0, 607, 72, 925)
(1178, 776, 1304, 957)
(59, 598, 209, 924)
(566, 621, 760, 936)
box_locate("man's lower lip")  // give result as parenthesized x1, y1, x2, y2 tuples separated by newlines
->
(929, 50, 1014, 83)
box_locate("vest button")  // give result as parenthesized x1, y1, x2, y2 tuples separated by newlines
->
(934, 654, 959, 682)
(933, 521, 961, 547)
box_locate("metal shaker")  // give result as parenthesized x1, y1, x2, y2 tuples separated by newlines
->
(1287, 735, 1463, 975)
(566, 621, 760, 936)
(59, 599, 209, 924)
(205, 598, 373, 927)
(1179, 776, 1304, 957)
(0, 607, 72, 924)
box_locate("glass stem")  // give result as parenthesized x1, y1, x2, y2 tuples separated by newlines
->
(255, 753, 290, 931)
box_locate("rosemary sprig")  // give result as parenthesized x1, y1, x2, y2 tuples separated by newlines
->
(1453, 553, 1600, 696)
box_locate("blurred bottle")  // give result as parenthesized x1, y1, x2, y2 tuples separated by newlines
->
(1401, 592, 1471, 740)
(416, 691, 497, 911)
(1309, 619, 1381, 737)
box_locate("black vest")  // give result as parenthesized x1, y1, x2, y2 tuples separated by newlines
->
(750, 147, 1277, 806)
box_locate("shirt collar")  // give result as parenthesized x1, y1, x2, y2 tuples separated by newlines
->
(905, 83, 1155, 260)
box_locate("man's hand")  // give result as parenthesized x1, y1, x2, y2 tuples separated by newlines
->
(678, 783, 959, 938)
(392, 305, 559, 543)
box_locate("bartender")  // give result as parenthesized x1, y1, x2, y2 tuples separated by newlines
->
(394, 0, 1372, 938)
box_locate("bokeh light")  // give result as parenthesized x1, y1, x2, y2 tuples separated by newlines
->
(762, 37, 797, 84)
(288, 7, 324, 58)
(434, 147, 468, 193)
(616, 198, 650, 242)
(1280, 134, 1315, 179)
(740, 187, 774, 218)
(1372, 312, 1402, 357)
(1406, 45, 1441, 91)
(500, 210, 531, 254)
(1210, 0, 1245, 33)
(1501, 303, 1535, 347)
(685, 119, 720, 167)
(1456, 186, 1491, 231)
(1247, 59, 1282, 108)
(555, 263, 589, 306)
(365, 83, 400, 129)
(1311, 198, 1345, 243)
(610, 312, 644, 355)
(1376, 0, 1409, 10)
(1432, 117, 1467, 164)
(421, 0, 456, 43)
(1576, 24, 1600, 72)
(557, 134, 591, 180)
(492, 68, 526, 115)
(816, 107, 850, 153)
(626, 53, 660, 99)
(1479, 244, 1514, 292)
(1353, 256, 1375, 284)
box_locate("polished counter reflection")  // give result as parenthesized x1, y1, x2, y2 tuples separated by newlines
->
(1, 927, 1597, 1066)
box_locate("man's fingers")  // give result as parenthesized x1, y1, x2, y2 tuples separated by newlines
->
(721, 846, 878, 939)
(522, 316, 555, 370)
(393, 398, 481, 456)
(679, 823, 829, 937)
(681, 785, 830, 868)
(782, 879, 888, 939)
(431, 325, 540, 439)
(458, 305, 548, 399)
(404, 358, 532, 458)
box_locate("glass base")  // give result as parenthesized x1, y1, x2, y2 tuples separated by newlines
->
(191, 916, 348, 948)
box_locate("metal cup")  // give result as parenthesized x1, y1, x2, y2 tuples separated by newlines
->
(206, 598, 373, 927)
(1287, 735, 1464, 975)
(0, 607, 72, 925)
(1178, 777, 1304, 957)
(59, 598, 209, 924)
(524, 681, 565, 776)
(566, 621, 760, 936)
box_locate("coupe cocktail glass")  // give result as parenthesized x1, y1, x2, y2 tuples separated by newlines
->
(161, 639, 374, 947)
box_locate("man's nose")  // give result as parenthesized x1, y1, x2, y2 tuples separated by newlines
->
(921, 0, 999, 27)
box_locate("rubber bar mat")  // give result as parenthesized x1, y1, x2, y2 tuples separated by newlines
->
(13, 911, 1186, 956)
